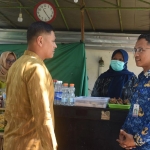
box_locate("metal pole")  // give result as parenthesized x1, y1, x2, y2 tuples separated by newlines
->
(1, 6, 150, 10)
(54, 0, 69, 30)
(101, 0, 116, 6)
(117, 0, 123, 31)
(17, 0, 36, 22)
(81, 0, 85, 42)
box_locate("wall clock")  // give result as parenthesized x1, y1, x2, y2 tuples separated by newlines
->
(34, 1, 56, 23)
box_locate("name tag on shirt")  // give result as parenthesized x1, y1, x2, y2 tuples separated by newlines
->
(132, 104, 139, 117)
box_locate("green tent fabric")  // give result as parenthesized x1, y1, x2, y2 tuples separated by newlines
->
(0, 42, 88, 96)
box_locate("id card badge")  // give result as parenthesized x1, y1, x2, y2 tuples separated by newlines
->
(132, 104, 139, 117)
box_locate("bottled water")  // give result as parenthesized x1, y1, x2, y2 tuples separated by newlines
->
(54, 81, 63, 105)
(68, 84, 75, 106)
(53, 79, 57, 87)
(61, 83, 68, 105)
(54, 81, 58, 105)
(57, 81, 63, 105)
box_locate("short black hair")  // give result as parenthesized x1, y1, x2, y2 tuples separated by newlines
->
(27, 21, 54, 44)
(138, 34, 150, 44)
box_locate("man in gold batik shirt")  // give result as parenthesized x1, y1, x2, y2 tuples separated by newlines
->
(3, 21, 57, 150)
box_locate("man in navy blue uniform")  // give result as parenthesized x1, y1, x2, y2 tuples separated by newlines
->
(117, 34, 150, 150)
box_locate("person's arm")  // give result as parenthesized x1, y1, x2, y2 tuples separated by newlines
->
(121, 74, 138, 101)
(133, 124, 150, 146)
(91, 76, 111, 97)
(122, 117, 150, 147)
(91, 76, 102, 97)
(24, 64, 57, 150)
(117, 130, 136, 149)
(117, 125, 150, 149)
(91, 78, 100, 97)
(121, 75, 138, 130)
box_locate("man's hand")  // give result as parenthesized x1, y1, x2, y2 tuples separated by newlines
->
(117, 130, 127, 148)
(116, 130, 136, 149)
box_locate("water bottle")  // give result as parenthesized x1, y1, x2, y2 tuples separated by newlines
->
(68, 84, 75, 106)
(54, 81, 63, 105)
(54, 81, 58, 105)
(53, 79, 57, 87)
(57, 81, 63, 105)
(61, 83, 68, 105)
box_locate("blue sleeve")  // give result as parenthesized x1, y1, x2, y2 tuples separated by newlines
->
(91, 76, 101, 97)
(121, 113, 130, 132)
(121, 74, 138, 101)
(134, 123, 150, 146)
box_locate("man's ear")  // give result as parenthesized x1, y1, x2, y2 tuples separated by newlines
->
(37, 36, 43, 47)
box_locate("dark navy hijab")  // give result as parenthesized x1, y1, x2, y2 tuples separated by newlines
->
(100, 49, 134, 98)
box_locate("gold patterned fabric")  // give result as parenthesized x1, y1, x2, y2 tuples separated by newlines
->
(3, 50, 57, 150)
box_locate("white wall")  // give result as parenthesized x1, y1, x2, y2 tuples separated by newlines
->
(86, 49, 143, 95)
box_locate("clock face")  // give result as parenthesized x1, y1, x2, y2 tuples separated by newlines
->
(34, 1, 56, 23)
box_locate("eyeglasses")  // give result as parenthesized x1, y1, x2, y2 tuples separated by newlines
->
(6, 59, 16, 64)
(133, 47, 150, 53)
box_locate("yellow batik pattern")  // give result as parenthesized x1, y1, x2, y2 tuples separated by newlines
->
(3, 50, 57, 150)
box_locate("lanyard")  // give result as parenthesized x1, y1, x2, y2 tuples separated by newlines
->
(133, 91, 140, 117)
(136, 91, 140, 104)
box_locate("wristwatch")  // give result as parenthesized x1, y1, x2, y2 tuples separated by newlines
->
(133, 137, 139, 146)
(134, 141, 138, 146)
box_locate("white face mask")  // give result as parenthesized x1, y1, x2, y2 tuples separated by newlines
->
(110, 60, 125, 71)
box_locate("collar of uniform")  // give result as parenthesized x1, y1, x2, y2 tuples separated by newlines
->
(144, 70, 150, 78)
(24, 50, 43, 62)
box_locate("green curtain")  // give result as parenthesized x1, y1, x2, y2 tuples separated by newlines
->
(0, 42, 88, 96)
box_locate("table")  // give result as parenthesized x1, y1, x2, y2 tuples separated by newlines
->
(54, 105, 129, 150)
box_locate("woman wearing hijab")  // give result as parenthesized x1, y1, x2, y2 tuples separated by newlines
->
(91, 49, 138, 102)
(0, 51, 17, 88)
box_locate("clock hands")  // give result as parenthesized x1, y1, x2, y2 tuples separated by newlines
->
(43, 8, 50, 19)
